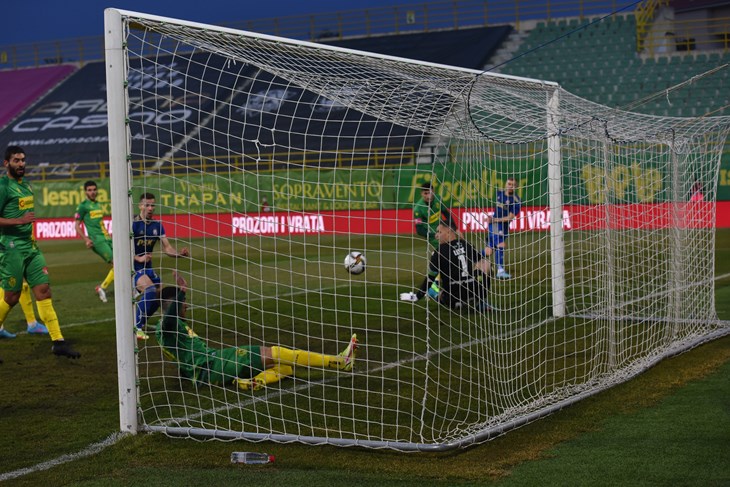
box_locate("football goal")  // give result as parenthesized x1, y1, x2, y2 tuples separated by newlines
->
(105, 8, 730, 451)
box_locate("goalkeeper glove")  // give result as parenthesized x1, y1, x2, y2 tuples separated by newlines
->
(400, 292, 420, 302)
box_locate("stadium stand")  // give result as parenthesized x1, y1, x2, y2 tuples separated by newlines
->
(323, 25, 513, 69)
(0, 4, 726, 176)
(0, 52, 424, 175)
(0, 27, 510, 174)
(497, 14, 730, 117)
(0, 64, 76, 129)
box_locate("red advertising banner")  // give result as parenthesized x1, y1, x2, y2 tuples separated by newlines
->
(35, 202, 730, 240)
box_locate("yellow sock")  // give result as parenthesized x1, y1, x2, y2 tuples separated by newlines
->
(19, 282, 37, 325)
(101, 268, 114, 290)
(271, 346, 343, 369)
(36, 299, 63, 341)
(254, 365, 293, 385)
(0, 294, 12, 328)
(237, 365, 293, 391)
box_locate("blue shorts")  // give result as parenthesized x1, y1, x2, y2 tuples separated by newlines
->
(134, 268, 161, 287)
(487, 232, 506, 249)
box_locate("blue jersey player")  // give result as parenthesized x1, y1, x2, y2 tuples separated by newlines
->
(485, 177, 521, 279)
(133, 193, 189, 340)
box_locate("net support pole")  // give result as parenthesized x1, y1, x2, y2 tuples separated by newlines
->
(105, 7, 138, 434)
(603, 137, 617, 369)
(547, 88, 565, 318)
(670, 143, 682, 338)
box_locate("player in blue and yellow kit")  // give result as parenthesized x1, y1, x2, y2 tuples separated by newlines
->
(0, 146, 79, 358)
(485, 177, 521, 279)
(133, 193, 189, 340)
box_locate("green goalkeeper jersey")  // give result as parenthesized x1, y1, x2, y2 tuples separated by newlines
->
(74, 199, 110, 240)
(157, 289, 213, 381)
(0, 175, 35, 244)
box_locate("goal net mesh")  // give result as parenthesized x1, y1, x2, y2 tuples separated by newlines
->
(109, 12, 730, 450)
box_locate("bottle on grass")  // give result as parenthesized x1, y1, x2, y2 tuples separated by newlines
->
(230, 452, 275, 464)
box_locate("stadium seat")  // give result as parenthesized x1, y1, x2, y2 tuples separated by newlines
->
(499, 13, 721, 116)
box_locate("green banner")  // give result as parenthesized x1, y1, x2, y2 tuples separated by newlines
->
(30, 153, 730, 217)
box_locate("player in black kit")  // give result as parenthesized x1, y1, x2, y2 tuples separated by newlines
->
(400, 217, 492, 311)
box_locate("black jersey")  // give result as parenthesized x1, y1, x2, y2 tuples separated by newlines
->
(428, 238, 485, 307)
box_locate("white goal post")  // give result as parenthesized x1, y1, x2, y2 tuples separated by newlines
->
(105, 8, 730, 451)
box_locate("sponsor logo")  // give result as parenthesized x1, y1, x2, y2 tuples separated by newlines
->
(460, 210, 573, 232)
(35, 220, 77, 238)
(18, 196, 34, 210)
(232, 215, 326, 235)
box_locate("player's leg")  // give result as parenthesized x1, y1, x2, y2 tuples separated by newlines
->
(483, 231, 497, 261)
(93, 239, 114, 303)
(267, 334, 358, 372)
(0, 248, 25, 338)
(495, 240, 510, 279)
(20, 281, 48, 334)
(209, 346, 294, 391)
(27, 251, 80, 358)
(0, 288, 17, 338)
(237, 365, 294, 391)
(134, 271, 161, 339)
(100, 267, 114, 290)
(473, 259, 493, 311)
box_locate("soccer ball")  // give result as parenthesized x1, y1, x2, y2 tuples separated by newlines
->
(344, 251, 366, 275)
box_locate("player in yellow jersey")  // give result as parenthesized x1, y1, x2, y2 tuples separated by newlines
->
(75, 180, 114, 303)
(0, 146, 79, 358)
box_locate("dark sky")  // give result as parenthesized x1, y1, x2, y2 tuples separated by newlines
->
(0, 0, 431, 45)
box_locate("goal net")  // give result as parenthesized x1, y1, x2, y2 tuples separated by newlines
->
(105, 9, 730, 451)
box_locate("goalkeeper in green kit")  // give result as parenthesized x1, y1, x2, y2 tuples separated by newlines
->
(0, 146, 79, 358)
(74, 180, 114, 303)
(157, 272, 358, 391)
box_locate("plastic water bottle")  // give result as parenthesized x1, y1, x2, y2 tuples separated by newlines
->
(230, 452, 275, 464)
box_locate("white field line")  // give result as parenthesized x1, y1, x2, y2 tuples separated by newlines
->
(4, 272, 730, 478)
(0, 433, 128, 482)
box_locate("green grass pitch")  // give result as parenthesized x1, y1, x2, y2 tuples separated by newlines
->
(0, 230, 728, 484)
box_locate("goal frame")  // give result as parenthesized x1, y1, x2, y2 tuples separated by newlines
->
(103, 8, 730, 451)
(104, 8, 569, 442)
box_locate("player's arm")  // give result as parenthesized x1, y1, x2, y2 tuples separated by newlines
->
(401, 252, 439, 301)
(134, 253, 152, 264)
(490, 214, 515, 223)
(0, 186, 34, 226)
(0, 213, 35, 227)
(414, 209, 431, 240)
(419, 253, 441, 297)
(160, 235, 189, 258)
(74, 208, 93, 248)
(415, 221, 431, 240)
